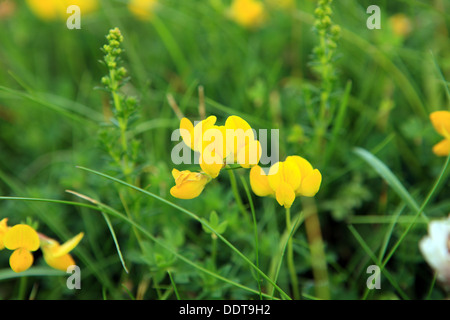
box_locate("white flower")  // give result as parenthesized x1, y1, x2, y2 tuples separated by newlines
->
(419, 216, 450, 289)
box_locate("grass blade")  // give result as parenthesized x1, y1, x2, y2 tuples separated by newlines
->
(75, 165, 292, 300)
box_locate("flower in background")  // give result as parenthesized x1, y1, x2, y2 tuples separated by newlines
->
(430, 111, 450, 156)
(228, 0, 266, 29)
(250, 155, 322, 208)
(389, 13, 412, 38)
(0, 0, 16, 20)
(40, 232, 84, 271)
(128, 0, 157, 21)
(419, 216, 450, 289)
(2, 224, 40, 273)
(26, 0, 98, 21)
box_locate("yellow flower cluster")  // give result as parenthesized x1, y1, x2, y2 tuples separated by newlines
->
(26, 0, 98, 21)
(171, 114, 322, 208)
(171, 115, 262, 199)
(0, 218, 83, 273)
(430, 111, 450, 157)
(250, 156, 322, 208)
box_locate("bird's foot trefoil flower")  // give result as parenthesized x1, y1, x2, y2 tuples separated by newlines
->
(0, 219, 84, 273)
(250, 155, 322, 208)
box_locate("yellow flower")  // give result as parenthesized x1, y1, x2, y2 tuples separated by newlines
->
(250, 156, 322, 208)
(128, 0, 157, 21)
(170, 169, 210, 200)
(0, 218, 9, 250)
(40, 233, 84, 271)
(249, 165, 273, 197)
(228, 0, 266, 29)
(430, 111, 450, 156)
(173, 115, 261, 199)
(3, 224, 40, 273)
(26, 0, 98, 21)
(389, 13, 412, 38)
(179, 115, 261, 178)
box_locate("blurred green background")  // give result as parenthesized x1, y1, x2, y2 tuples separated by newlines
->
(0, 0, 449, 300)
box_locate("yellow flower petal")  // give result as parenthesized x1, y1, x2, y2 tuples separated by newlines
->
(42, 244, 76, 271)
(298, 169, 322, 197)
(430, 111, 450, 139)
(286, 155, 313, 179)
(275, 181, 295, 209)
(250, 165, 274, 197)
(9, 248, 34, 273)
(0, 218, 8, 250)
(432, 139, 450, 157)
(180, 117, 195, 150)
(236, 139, 262, 168)
(3, 224, 40, 252)
(52, 233, 84, 258)
(193, 116, 217, 152)
(201, 125, 227, 159)
(170, 170, 209, 199)
(225, 115, 253, 134)
(268, 161, 301, 192)
(200, 150, 224, 179)
(225, 115, 255, 159)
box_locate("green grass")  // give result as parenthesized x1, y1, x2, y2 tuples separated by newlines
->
(0, 0, 449, 300)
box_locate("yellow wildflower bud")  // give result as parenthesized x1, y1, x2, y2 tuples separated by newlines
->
(3, 224, 40, 273)
(430, 111, 450, 156)
(170, 169, 209, 199)
(228, 0, 266, 29)
(41, 233, 84, 271)
(128, 0, 157, 21)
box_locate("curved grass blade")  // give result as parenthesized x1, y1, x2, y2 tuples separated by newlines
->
(75, 165, 291, 300)
(66, 190, 129, 274)
(67, 190, 282, 300)
(353, 147, 427, 220)
(0, 195, 279, 299)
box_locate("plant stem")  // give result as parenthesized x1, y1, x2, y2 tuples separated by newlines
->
(227, 168, 251, 226)
(285, 207, 300, 300)
(302, 197, 330, 299)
